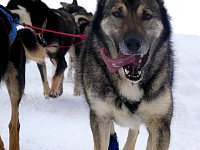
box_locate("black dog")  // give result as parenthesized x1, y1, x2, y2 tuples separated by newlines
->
(59, 0, 93, 95)
(60, 0, 93, 34)
(0, 5, 45, 150)
(7, 0, 81, 98)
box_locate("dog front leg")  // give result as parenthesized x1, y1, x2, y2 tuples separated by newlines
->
(67, 46, 76, 82)
(123, 128, 140, 150)
(50, 73, 63, 98)
(146, 118, 171, 150)
(49, 56, 67, 98)
(5, 63, 24, 150)
(0, 136, 4, 150)
(90, 110, 111, 150)
(37, 62, 50, 98)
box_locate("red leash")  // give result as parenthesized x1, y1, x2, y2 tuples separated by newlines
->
(20, 23, 87, 48)
(22, 23, 86, 39)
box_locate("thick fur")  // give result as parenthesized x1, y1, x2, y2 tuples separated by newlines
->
(0, 5, 45, 150)
(76, 0, 174, 149)
(7, 0, 80, 98)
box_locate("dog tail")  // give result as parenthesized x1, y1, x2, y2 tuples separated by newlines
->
(18, 28, 45, 63)
(0, 19, 10, 81)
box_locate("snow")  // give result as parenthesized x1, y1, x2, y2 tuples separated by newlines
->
(1, 33, 200, 149)
(1, 0, 200, 150)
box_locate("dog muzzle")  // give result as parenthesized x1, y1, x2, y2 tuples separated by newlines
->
(99, 48, 143, 81)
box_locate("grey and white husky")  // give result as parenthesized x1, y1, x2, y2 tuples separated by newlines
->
(76, 0, 174, 149)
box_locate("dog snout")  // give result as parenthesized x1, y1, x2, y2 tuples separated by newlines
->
(124, 35, 141, 53)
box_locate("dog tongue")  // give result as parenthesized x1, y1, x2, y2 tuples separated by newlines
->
(99, 48, 141, 73)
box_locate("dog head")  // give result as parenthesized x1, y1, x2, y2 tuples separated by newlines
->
(7, 0, 42, 10)
(7, 0, 50, 27)
(60, 0, 93, 30)
(94, 0, 171, 82)
(10, 5, 32, 25)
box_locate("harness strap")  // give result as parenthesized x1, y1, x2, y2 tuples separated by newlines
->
(0, 6, 18, 45)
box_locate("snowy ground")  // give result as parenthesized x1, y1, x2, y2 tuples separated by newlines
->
(0, 33, 200, 150)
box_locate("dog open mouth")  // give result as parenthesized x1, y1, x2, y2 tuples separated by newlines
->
(123, 64, 141, 81)
(99, 48, 148, 81)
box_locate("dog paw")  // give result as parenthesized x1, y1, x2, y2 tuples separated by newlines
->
(49, 92, 59, 98)
(44, 89, 51, 99)
(73, 85, 81, 96)
(43, 83, 51, 99)
(48, 90, 63, 98)
(49, 79, 63, 98)
(44, 94, 50, 99)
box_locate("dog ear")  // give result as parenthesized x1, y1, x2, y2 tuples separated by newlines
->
(156, 0, 164, 7)
(17, 5, 27, 11)
(72, 0, 78, 6)
(60, 2, 70, 9)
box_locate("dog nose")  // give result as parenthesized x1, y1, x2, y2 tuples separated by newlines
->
(124, 36, 141, 52)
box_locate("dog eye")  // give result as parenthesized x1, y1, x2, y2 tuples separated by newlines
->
(142, 13, 152, 21)
(112, 11, 124, 18)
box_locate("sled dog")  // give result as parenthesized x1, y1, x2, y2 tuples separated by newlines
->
(0, 5, 45, 150)
(76, 0, 174, 149)
(60, 0, 93, 95)
(7, 0, 80, 98)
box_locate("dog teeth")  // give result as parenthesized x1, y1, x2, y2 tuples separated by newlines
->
(125, 69, 129, 75)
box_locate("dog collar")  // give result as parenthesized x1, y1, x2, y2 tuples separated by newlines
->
(99, 48, 141, 73)
(0, 6, 19, 45)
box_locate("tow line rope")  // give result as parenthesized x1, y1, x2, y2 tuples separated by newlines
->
(20, 23, 86, 48)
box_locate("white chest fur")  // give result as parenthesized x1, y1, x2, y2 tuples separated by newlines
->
(118, 79, 144, 102)
(89, 95, 142, 128)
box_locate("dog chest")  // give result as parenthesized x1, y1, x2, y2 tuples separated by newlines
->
(117, 79, 144, 102)
(88, 91, 142, 128)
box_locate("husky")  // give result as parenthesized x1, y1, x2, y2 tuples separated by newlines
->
(7, 0, 81, 98)
(76, 0, 174, 149)
(0, 5, 45, 150)
(60, 0, 93, 34)
(59, 0, 93, 95)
